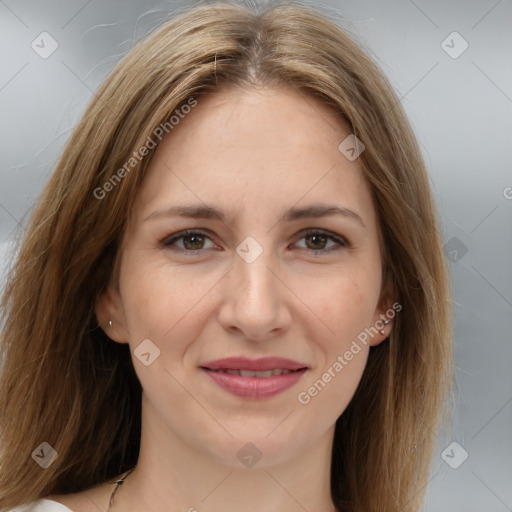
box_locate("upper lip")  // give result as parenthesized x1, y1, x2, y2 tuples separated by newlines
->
(201, 357, 308, 371)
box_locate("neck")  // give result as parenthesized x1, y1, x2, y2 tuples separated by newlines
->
(111, 394, 337, 512)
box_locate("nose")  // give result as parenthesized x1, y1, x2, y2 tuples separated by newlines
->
(217, 242, 292, 342)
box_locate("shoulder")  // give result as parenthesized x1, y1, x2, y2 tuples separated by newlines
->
(5, 479, 116, 512)
(4, 498, 75, 511)
(42, 483, 113, 512)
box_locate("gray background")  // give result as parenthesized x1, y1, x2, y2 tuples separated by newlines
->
(1, 1, 511, 510)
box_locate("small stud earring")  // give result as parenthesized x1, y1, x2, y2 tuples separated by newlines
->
(380, 319, 391, 335)
(108, 319, 113, 328)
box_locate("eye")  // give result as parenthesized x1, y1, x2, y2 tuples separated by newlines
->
(160, 230, 217, 255)
(160, 228, 349, 256)
(293, 229, 349, 253)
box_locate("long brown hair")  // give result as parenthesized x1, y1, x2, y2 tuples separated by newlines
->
(0, 1, 453, 511)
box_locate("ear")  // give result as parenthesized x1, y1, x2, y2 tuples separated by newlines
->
(369, 274, 397, 347)
(95, 282, 130, 344)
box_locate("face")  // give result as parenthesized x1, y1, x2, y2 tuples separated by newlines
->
(97, 84, 394, 468)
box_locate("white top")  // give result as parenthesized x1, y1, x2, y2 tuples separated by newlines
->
(7, 499, 74, 512)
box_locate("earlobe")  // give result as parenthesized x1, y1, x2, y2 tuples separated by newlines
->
(95, 284, 130, 344)
(369, 278, 396, 347)
(369, 313, 393, 347)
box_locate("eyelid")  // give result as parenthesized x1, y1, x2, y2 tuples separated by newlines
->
(160, 228, 350, 254)
(160, 229, 219, 254)
(298, 228, 350, 249)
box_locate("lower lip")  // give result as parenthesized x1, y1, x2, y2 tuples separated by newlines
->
(201, 368, 307, 399)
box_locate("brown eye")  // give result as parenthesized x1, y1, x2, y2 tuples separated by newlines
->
(305, 233, 328, 250)
(295, 229, 348, 253)
(182, 233, 205, 250)
(161, 229, 348, 256)
(161, 230, 215, 254)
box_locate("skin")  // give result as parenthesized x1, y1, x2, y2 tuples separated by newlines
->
(48, 83, 394, 512)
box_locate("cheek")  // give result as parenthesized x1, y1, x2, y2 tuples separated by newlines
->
(300, 268, 379, 349)
(297, 281, 373, 421)
(120, 257, 218, 355)
(295, 269, 377, 412)
(118, 261, 213, 405)
(298, 348, 368, 427)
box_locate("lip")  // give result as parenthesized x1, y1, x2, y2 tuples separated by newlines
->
(200, 357, 309, 399)
(201, 357, 307, 371)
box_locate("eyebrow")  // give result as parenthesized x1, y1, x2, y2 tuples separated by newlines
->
(143, 204, 366, 228)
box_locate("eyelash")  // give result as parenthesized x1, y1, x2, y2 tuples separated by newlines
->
(160, 229, 349, 256)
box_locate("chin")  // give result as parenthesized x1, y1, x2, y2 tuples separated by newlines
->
(198, 425, 311, 469)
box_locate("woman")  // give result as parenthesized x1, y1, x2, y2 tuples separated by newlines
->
(0, 1, 453, 511)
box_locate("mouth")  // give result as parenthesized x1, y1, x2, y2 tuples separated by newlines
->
(205, 368, 301, 377)
(200, 357, 309, 399)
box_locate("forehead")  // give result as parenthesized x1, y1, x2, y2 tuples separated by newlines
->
(130, 84, 377, 233)
(173, 83, 348, 153)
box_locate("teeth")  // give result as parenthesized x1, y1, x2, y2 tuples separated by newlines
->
(213, 368, 296, 377)
(256, 370, 273, 378)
